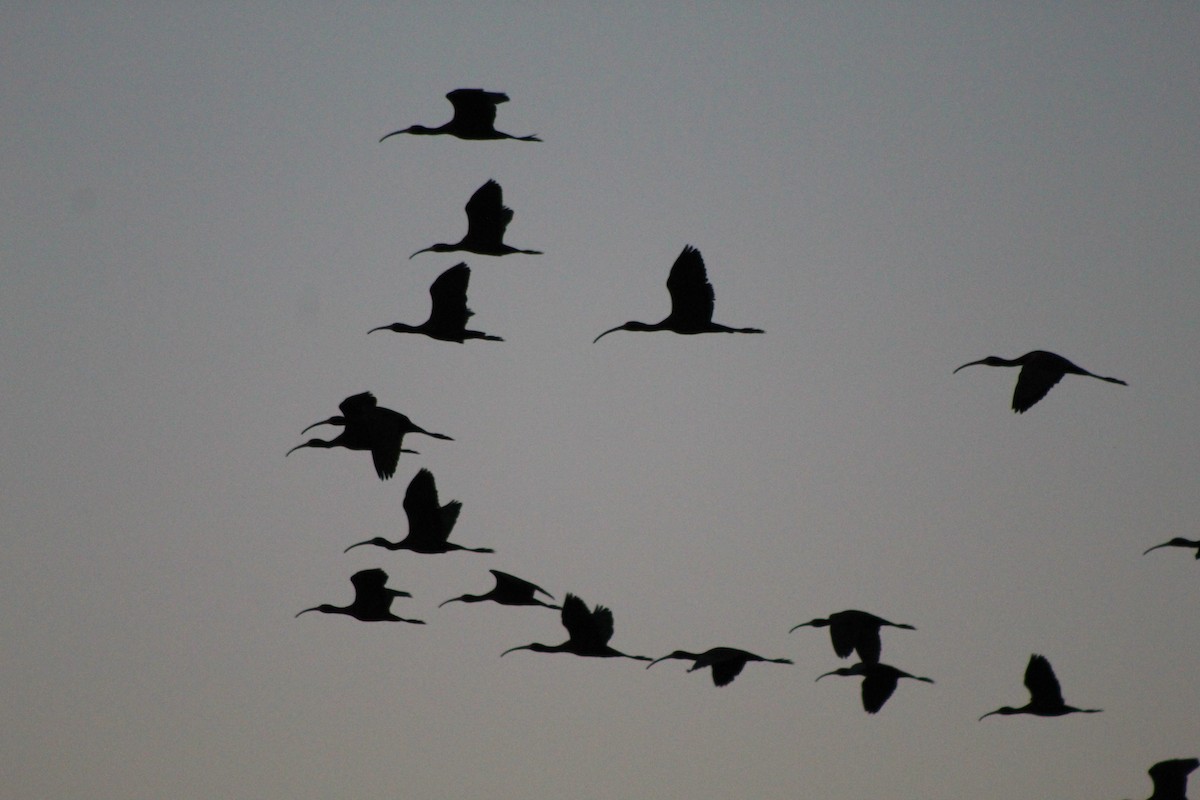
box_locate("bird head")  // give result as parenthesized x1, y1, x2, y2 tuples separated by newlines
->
(295, 605, 334, 618)
(593, 321, 653, 343)
(645, 651, 695, 669)
(343, 537, 395, 553)
(500, 642, 552, 657)
(300, 416, 343, 435)
(409, 243, 457, 259)
(788, 618, 829, 633)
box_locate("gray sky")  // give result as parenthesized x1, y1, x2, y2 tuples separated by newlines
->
(4, 3, 1199, 799)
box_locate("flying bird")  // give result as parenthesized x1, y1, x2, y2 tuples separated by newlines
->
(1128, 758, 1200, 800)
(380, 88, 541, 143)
(295, 568, 424, 623)
(953, 350, 1126, 413)
(500, 593, 651, 660)
(816, 661, 934, 714)
(286, 392, 452, 480)
(592, 245, 764, 342)
(439, 570, 560, 609)
(789, 609, 915, 664)
(978, 654, 1102, 720)
(410, 180, 542, 258)
(344, 468, 493, 554)
(646, 647, 793, 687)
(369, 263, 503, 343)
(1143, 538, 1200, 559)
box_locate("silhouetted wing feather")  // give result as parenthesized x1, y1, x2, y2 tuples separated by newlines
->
(447, 88, 504, 134)
(367, 410, 402, 480)
(711, 658, 747, 687)
(464, 180, 513, 243)
(491, 570, 551, 598)
(1012, 363, 1064, 413)
(403, 469, 448, 544)
(1024, 655, 1064, 706)
(665, 245, 715, 328)
(560, 594, 590, 640)
(828, 618, 859, 659)
(862, 670, 899, 714)
(590, 605, 615, 647)
(440, 500, 462, 536)
(339, 391, 378, 419)
(855, 629, 883, 664)
(351, 568, 389, 595)
(1149, 758, 1200, 799)
(428, 264, 472, 331)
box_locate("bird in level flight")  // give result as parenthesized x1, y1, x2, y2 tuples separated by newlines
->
(1142, 538, 1200, 559)
(380, 88, 540, 143)
(369, 263, 502, 343)
(646, 646, 793, 686)
(439, 570, 560, 609)
(286, 392, 452, 480)
(295, 568, 424, 623)
(343, 468, 493, 554)
(501, 594, 651, 660)
(978, 654, 1102, 720)
(1127, 758, 1199, 800)
(411, 180, 542, 258)
(816, 661, 934, 714)
(789, 609, 915, 664)
(593, 245, 763, 342)
(953, 349, 1126, 413)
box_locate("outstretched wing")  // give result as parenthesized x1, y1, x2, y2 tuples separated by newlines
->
(1148, 758, 1200, 800)
(1012, 361, 1064, 413)
(447, 88, 506, 134)
(710, 656, 747, 687)
(665, 245, 715, 329)
(828, 617, 859, 660)
(491, 570, 552, 598)
(861, 668, 899, 714)
(1024, 654, 1064, 706)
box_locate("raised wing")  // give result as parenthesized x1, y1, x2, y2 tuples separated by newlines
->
(428, 263, 473, 332)
(1148, 758, 1200, 800)
(665, 246, 716, 329)
(464, 180, 513, 245)
(1024, 654, 1064, 706)
(339, 391, 378, 419)
(403, 469, 449, 545)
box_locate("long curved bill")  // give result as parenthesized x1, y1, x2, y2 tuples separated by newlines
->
(953, 359, 988, 374)
(592, 326, 624, 344)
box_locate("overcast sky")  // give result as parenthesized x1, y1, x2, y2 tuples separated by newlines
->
(4, 4, 1199, 799)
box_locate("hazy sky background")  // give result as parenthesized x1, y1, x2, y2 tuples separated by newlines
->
(4, 4, 1199, 799)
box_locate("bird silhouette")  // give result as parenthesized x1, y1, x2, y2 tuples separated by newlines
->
(410, 180, 542, 259)
(816, 661, 934, 714)
(978, 654, 1102, 720)
(789, 609, 915, 664)
(295, 568, 424, 623)
(500, 593, 651, 660)
(592, 245, 764, 342)
(343, 468, 493, 554)
(1128, 758, 1200, 800)
(646, 647, 793, 687)
(439, 569, 560, 609)
(368, 263, 502, 343)
(953, 350, 1126, 413)
(286, 392, 452, 480)
(380, 88, 540, 143)
(1143, 538, 1200, 559)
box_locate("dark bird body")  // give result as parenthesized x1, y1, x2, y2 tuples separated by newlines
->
(500, 593, 651, 660)
(1131, 758, 1200, 800)
(789, 609, 915, 664)
(440, 570, 559, 609)
(647, 647, 793, 686)
(380, 88, 540, 143)
(295, 568, 423, 623)
(1143, 538, 1200, 559)
(286, 392, 452, 480)
(369, 263, 502, 343)
(816, 661, 934, 714)
(344, 468, 493, 554)
(979, 654, 1101, 720)
(953, 349, 1126, 413)
(411, 180, 541, 258)
(593, 246, 763, 342)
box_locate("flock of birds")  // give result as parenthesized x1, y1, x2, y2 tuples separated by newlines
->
(285, 88, 1194, 799)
